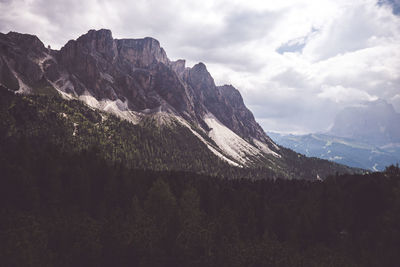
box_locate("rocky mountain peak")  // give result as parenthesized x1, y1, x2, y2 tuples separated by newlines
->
(78, 29, 113, 43)
(190, 62, 212, 79)
(0, 32, 47, 92)
(216, 84, 272, 144)
(60, 29, 117, 65)
(6, 31, 46, 53)
(218, 84, 243, 104)
(170, 59, 186, 76)
(116, 36, 169, 67)
(369, 99, 397, 114)
(0, 29, 282, 166)
(329, 99, 400, 145)
(76, 29, 115, 55)
(187, 62, 217, 96)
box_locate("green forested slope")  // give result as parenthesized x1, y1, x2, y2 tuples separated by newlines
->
(0, 140, 399, 266)
(0, 89, 356, 180)
(0, 90, 225, 174)
(0, 89, 398, 266)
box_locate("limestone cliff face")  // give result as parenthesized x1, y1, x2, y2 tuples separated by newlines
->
(170, 59, 186, 76)
(0, 29, 279, 154)
(181, 62, 272, 144)
(217, 85, 270, 143)
(0, 32, 46, 90)
(54, 29, 195, 118)
(116, 37, 169, 67)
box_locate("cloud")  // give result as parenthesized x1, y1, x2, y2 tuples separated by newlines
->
(318, 85, 378, 103)
(302, 0, 399, 61)
(378, 0, 400, 14)
(0, 0, 399, 133)
(271, 68, 311, 89)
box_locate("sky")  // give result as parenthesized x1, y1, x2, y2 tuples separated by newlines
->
(1, 0, 399, 134)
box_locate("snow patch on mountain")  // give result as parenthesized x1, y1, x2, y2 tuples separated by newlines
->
(11, 70, 31, 94)
(372, 163, 379, 172)
(49, 87, 259, 168)
(72, 122, 78, 136)
(46, 75, 75, 100)
(204, 113, 262, 165)
(36, 53, 54, 73)
(37, 53, 78, 99)
(175, 116, 241, 167)
(79, 92, 140, 124)
(56, 75, 76, 96)
(253, 138, 281, 158)
(329, 156, 343, 161)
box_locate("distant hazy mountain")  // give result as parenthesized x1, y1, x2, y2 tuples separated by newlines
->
(269, 100, 400, 171)
(329, 99, 400, 145)
(269, 132, 400, 171)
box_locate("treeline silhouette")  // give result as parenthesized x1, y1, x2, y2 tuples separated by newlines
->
(0, 140, 399, 266)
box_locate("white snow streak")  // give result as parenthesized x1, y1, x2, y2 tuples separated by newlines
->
(204, 113, 262, 165)
(372, 163, 379, 172)
(175, 116, 241, 167)
(35, 53, 53, 73)
(72, 122, 78, 136)
(79, 92, 140, 124)
(253, 138, 281, 158)
(14, 72, 31, 94)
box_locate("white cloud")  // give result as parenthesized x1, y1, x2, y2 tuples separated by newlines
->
(318, 85, 378, 103)
(0, 0, 399, 133)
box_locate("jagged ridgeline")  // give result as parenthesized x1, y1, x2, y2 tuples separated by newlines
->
(0, 29, 357, 179)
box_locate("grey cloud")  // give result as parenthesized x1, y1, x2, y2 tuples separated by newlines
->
(248, 99, 338, 133)
(163, 9, 280, 70)
(1, 0, 399, 134)
(304, 4, 394, 61)
(241, 80, 339, 133)
(217, 9, 279, 46)
(271, 69, 311, 89)
(170, 9, 279, 50)
(321, 68, 400, 103)
(378, 0, 400, 15)
(178, 46, 266, 72)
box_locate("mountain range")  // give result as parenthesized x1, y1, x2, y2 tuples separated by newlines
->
(2, 29, 400, 267)
(269, 100, 400, 171)
(0, 29, 357, 179)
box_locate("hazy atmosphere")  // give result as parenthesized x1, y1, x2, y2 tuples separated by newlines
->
(1, 0, 399, 133)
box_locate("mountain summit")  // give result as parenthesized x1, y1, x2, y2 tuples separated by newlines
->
(0, 29, 356, 178)
(329, 99, 400, 145)
(270, 99, 400, 171)
(0, 29, 278, 165)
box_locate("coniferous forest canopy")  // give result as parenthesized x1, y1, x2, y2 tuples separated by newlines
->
(1, 89, 400, 266)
